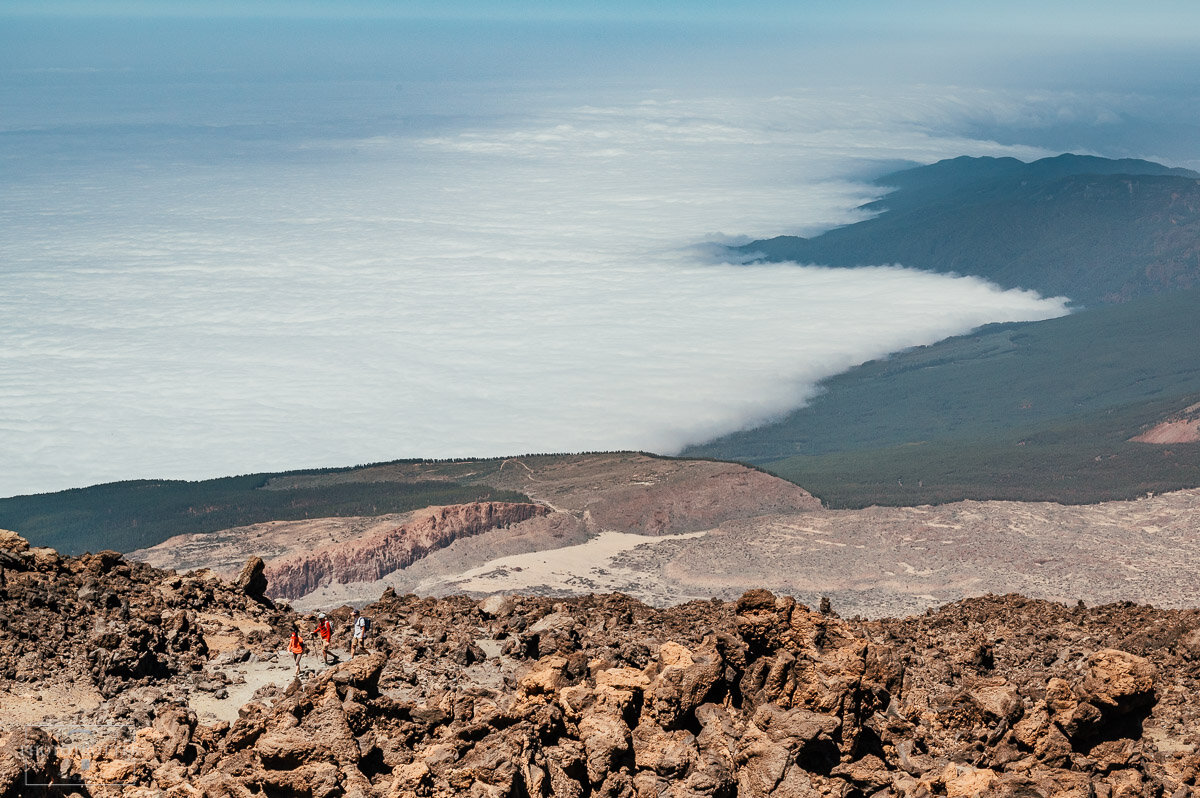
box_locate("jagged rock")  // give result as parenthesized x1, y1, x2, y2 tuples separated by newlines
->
(1033, 721, 1073, 768)
(642, 641, 723, 729)
(632, 724, 696, 778)
(1081, 648, 1157, 715)
(328, 652, 387, 695)
(0, 530, 29, 552)
(1106, 768, 1147, 798)
(943, 763, 1000, 797)
(580, 708, 632, 786)
(259, 761, 341, 797)
(529, 607, 575, 633)
(148, 704, 197, 762)
(733, 589, 788, 654)
(545, 740, 587, 798)
(3, 540, 1196, 798)
(387, 760, 432, 795)
(0, 726, 56, 797)
(597, 666, 651, 692)
(0, 531, 30, 574)
(1045, 676, 1078, 716)
(735, 703, 842, 796)
(235, 556, 268, 598)
(518, 655, 570, 699)
(1090, 738, 1138, 771)
(965, 677, 1023, 724)
(255, 727, 317, 769)
(832, 754, 892, 792)
(478, 594, 513, 618)
(1012, 704, 1052, 750)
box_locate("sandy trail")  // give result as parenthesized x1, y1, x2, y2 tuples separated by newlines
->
(0, 682, 104, 727)
(416, 529, 707, 601)
(188, 649, 352, 724)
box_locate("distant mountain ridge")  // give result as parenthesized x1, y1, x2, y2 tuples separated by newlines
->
(738, 153, 1200, 305)
(693, 155, 1200, 506)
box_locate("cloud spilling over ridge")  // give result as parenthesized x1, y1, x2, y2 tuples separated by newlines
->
(0, 85, 1079, 496)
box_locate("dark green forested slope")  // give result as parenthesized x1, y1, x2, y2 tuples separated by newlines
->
(760, 401, 1200, 508)
(684, 288, 1200, 507)
(0, 470, 530, 555)
(739, 154, 1200, 305)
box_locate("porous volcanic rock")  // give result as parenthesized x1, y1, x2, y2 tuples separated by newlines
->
(236, 555, 269, 598)
(3, 530, 1200, 797)
(0, 533, 295, 704)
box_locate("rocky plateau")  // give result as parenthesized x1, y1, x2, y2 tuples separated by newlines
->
(133, 454, 1200, 618)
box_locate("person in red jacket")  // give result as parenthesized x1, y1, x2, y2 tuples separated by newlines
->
(312, 612, 335, 665)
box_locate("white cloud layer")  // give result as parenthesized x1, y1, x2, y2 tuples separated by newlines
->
(0, 86, 1080, 496)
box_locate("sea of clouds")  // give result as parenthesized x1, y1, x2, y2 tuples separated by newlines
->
(1, 78, 1083, 497)
(17, 7, 1197, 496)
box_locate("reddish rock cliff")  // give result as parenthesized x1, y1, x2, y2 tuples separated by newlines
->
(264, 502, 549, 599)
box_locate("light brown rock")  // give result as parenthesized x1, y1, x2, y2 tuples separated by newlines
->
(518, 655, 569, 699)
(943, 763, 1000, 798)
(1082, 648, 1157, 713)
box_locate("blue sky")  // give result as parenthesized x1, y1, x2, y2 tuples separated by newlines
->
(7, 2, 1200, 105)
(6, 1, 1199, 78)
(3, 0, 1197, 29)
(2, 0, 1198, 50)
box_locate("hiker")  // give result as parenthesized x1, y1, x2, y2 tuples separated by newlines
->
(288, 624, 305, 675)
(312, 612, 335, 665)
(349, 609, 370, 656)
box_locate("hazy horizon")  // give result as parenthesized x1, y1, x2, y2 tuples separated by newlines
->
(3, 4, 1198, 496)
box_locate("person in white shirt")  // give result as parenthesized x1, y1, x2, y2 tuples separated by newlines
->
(349, 609, 370, 656)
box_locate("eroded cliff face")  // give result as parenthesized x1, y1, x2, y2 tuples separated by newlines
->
(134, 455, 827, 606)
(263, 502, 549, 599)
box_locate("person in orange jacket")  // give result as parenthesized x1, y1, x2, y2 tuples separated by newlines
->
(287, 624, 305, 675)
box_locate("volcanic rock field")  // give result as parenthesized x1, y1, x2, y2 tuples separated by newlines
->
(4, 528, 1200, 796)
